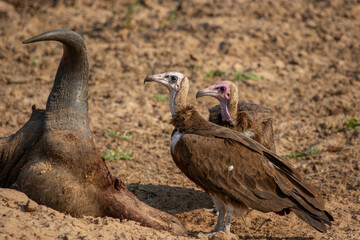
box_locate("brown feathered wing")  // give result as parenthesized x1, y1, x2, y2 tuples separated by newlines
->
(208, 102, 275, 151)
(171, 106, 333, 232)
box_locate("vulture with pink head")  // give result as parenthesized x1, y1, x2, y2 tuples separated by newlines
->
(196, 81, 275, 151)
(144, 72, 333, 234)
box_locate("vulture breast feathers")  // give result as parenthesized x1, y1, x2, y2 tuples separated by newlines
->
(171, 106, 333, 233)
(209, 101, 275, 151)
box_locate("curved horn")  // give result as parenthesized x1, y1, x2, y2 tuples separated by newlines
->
(23, 29, 91, 136)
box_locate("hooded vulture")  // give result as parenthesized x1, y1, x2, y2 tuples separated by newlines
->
(196, 81, 275, 151)
(144, 72, 333, 234)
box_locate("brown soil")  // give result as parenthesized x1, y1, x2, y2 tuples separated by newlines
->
(0, 0, 359, 239)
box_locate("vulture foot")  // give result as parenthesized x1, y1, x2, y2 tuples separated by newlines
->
(203, 230, 242, 239)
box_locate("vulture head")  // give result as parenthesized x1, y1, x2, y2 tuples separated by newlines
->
(196, 81, 238, 123)
(145, 72, 189, 115)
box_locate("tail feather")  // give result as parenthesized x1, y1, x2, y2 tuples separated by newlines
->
(292, 208, 333, 233)
(273, 171, 334, 232)
(288, 190, 333, 232)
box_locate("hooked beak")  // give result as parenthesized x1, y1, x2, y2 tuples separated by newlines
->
(196, 86, 219, 99)
(144, 73, 169, 87)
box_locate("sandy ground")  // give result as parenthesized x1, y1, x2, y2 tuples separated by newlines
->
(0, 0, 359, 239)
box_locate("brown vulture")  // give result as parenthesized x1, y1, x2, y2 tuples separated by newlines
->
(144, 72, 333, 234)
(196, 81, 275, 151)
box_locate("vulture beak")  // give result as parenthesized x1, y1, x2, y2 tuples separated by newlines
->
(196, 86, 219, 99)
(144, 73, 169, 87)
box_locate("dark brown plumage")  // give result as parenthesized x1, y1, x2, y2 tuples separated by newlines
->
(196, 81, 275, 151)
(171, 106, 333, 233)
(145, 72, 333, 234)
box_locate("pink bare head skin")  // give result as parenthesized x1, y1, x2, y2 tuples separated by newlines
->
(196, 81, 235, 122)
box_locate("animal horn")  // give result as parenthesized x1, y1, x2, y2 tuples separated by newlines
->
(23, 29, 91, 136)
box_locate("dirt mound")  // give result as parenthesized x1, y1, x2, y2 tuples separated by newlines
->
(0, 0, 359, 239)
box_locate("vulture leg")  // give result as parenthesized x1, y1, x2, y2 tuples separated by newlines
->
(223, 212, 233, 233)
(214, 209, 226, 232)
(0, 30, 186, 236)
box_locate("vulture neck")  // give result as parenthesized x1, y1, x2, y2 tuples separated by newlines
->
(221, 85, 238, 124)
(171, 105, 212, 132)
(170, 77, 189, 115)
(170, 77, 213, 132)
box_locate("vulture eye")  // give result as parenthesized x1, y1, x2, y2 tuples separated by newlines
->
(170, 76, 178, 83)
(219, 86, 226, 93)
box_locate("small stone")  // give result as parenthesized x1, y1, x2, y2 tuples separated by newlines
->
(306, 20, 317, 28)
(326, 138, 345, 152)
(23, 199, 39, 212)
(209, 231, 235, 240)
(142, 0, 157, 8)
(275, 59, 285, 68)
(197, 232, 208, 240)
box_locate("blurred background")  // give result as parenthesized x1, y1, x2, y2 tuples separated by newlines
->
(0, 0, 359, 239)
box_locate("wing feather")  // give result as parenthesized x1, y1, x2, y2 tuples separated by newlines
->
(172, 133, 294, 213)
(195, 125, 323, 208)
(209, 102, 275, 151)
(170, 106, 332, 232)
